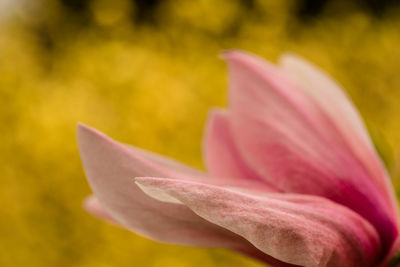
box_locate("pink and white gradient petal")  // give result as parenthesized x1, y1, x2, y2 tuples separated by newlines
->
(203, 109, 279, 192)
(279, 53, 398, 216)
(78, 124, 243, 247)
(77, 123, 296, 261)
(136, 177, 381, 267)
(223, 50, 398, 253)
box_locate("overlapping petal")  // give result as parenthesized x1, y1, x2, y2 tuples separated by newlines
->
(78, 50, 400, 266)
(135, 177, 381, 267)
(78, 123, 291, 255)
(203, 109, 258, 180)
(222, 50, 398, 253)
(78, 123, 244, 247)
(279, 53, 398, 213)
(203, 109, 279, 192)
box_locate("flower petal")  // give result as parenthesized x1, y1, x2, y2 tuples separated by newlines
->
(78, 124, 302, 266)
(77, 123, 247, 247)
(203, 108, 279, 192)
(83, 195, 119, 224)
(279, 53, 373, 149)
(279, 53, 399, 215)
(123, 145, 207, 180)
(222, 50, 398, 253)
(136, 177, 381, 267)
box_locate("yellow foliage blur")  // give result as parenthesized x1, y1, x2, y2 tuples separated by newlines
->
(1, 0, 400, 266)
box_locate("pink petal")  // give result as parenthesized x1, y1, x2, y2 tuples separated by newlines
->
(222, 50, 398, 253)
(279, 53, 399, 215)
(279, 53, 373, 149)
(78, 124, 302, 266)
(83, 196, 292, 266)
(77, 123, 245, 247)
(123, 145, 207, 180)
(135, 177, 381, 267)
(203, 109, 279, 192)
(83, 195, 119, 224)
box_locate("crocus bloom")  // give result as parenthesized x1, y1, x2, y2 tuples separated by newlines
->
(78, 50, 400, 267)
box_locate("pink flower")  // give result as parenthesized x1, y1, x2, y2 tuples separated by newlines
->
(78, 50, 400, 267)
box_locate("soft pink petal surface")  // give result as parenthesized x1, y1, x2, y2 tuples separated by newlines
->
(78, 123, 244, 247)
(279, 53, 398, 215)
(79, 124, 303, 265)
(203, 108, 262, 181)
(78, 50, 400, 266)
(136, 177, 381, 267)
(78, 123, 303, 266)
(279, 53, 373, 149)
(83, 195, 119, 224)
(203, 109, 279, 192)
(124, 144, 207, 180)
(222, 50, 398, 253)
(86, 193, 298, 267)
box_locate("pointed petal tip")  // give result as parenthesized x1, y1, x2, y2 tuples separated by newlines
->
(205, 108, 228, 125)
(77, 122, 95, 137)
(278, 52, 300, 66)
(82, 195, 120, 224)
(77, 122, 86, 128)
(134, 177, 183, 204)
(82, 195, 96, 211)
(134, 176, 165, 187)
(76, 123, 118, 153)
(82, 195, 103, 217)
(77, 122, 102, 138)
(77, 122, 97, 136)
(219, 49, 237, 58)
(219, 49, 247, 61)
(134, 176, 153, 189)
(202, 108, 229, 153)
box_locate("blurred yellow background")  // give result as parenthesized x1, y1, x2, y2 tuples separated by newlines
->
(2, 0, 400, 266)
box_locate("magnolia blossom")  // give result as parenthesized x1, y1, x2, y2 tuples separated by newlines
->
(78, 50, 400, 267)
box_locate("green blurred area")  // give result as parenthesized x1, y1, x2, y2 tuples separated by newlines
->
(2, 0, 400, 266)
